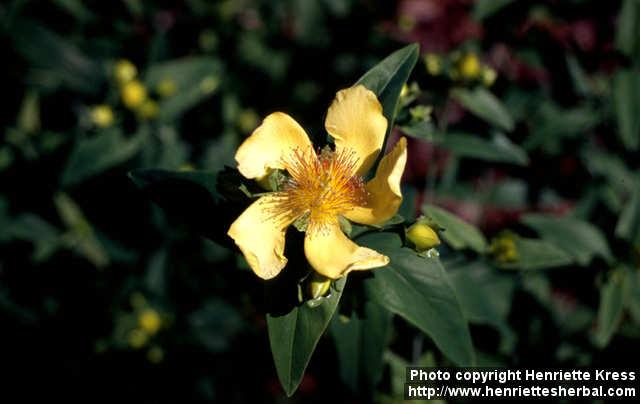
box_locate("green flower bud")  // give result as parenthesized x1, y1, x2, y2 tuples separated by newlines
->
(308, 272, 332, 299)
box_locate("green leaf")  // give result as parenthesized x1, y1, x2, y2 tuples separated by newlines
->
(615, 0, 640, 59)
(448, 261, 516, 352)
(439, 132, 528, 165)
(357, 43, 420, 155)
(267, 277, 346, 397)
(594, 268, 630, 348)
(451, 87, 515, 132)
(10, 19, 101, 94)
(358, 232, 475, 366)
(615, 187, 640, 245)
(5, 213, 62, 262)
(54, 193, 109, 268)
(144, 57, 223, 121)
(62, 128, 143, 186)
(473, 0, 514, 20)
(521, 213, 613, 265)
(499, 237, 574, 270)
(330, 301, 392, 393)
(613, 70, 640, 151)
(422, 205, 487, 253)
(626, 269, 640, 324)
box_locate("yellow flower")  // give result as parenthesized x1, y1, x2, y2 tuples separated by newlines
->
(156, 79, 176, 98)
(138, 99, 158, 120)
(121, 80, 147, 109)
(406, 221, 440, 252)
(114, 59, 137, 84)
(458, 53, 481, 80)
(228, 85, 408, 280)
(138, 308, 162, 335)
(90, 104, 114, 128)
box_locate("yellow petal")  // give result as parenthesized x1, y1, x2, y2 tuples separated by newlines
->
(345, 137, 407, 225)
(304, 220, 389, 279)
(324, 85, 388, 176)
(227, 195, 294, 279)
(235, 112, 312, 179)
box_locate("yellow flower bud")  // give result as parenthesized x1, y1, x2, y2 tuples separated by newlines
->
(121, 80, 147, 109)
(156, 79, 176, 98)
(308, 272, 332, 299)
(138, 99, 158, 120)
(128, 328, 148, 349)
(138, 308, 162, 335)
(90, 104, 114, 128)
(406, 221, 441, 252)
(489, 233, 519, 263)
(482, 67, 497, 87)
(458, 53, 481, 80)
(424, 53, 442, 76)
(400, 84, 409, 98)
(114, 59, 137, 84)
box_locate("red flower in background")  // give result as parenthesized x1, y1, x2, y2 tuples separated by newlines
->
(386, 0, 482, 53)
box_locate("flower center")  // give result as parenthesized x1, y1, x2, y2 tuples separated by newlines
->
(270, 146, 366, 232)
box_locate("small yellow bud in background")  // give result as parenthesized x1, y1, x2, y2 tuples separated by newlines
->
(489, 233, 519, 263)
(138, 308, 162, 335)
(156, 79, 176, 98)
(482, 67, 497, 87)
(424, 53, 442, 76)
(398, 14, 416, 33)
(409, 105, 433, 123)
(121, 80, 147, 109)
(128, 328, 148, 349)
(138, 99, 159, 120)
(114, 59, 137, 84)
(147, 346, 164, 364)
(308, 272, 332, 299)
(406, 221, 441, 252)
(237, 109, 260, 133)
(458, 53, 481, 80)
(90, 105, 114, 128)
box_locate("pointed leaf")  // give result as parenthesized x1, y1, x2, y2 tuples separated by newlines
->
(62, 128, 143, 186)
(521, 213, 613, 265)
(613, 69, 640, 150)
(358, 232, 475, 365)
(330, 301, 392, 393)
(423, 205, 487, 253)
(498, 237, 574, 270)
(440, 132, 528, 165)
(267, 277, 346, 396)
(357, 43, 420, 155)
(594, 268, 630, 348)
(452, 87, 515, 132)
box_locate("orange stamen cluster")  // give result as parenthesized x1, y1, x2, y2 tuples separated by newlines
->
(268, 146, 366, 233)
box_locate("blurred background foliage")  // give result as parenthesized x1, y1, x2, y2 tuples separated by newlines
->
(0, 0, 639, 402)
